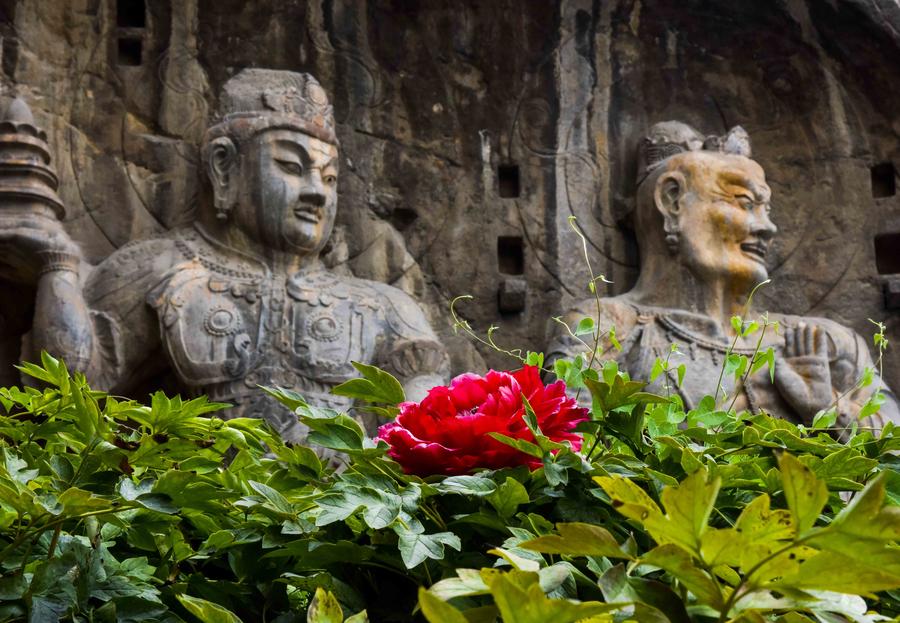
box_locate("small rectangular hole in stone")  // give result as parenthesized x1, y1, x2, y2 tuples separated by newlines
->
(498, 164, 520, 198)
(871, 162, 896, 198)
(497, 235, 524, 275)
(117, 0, 146, 27)
(874, 233, 900, 274)
(117, 37, 142, 66)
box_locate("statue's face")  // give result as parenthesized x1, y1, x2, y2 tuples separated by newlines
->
(672, 152, 777, 287)
(233, 128, 339, 254)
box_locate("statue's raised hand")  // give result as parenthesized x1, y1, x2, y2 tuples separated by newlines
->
(773, 322, 834, 423)
(0, 212, 81, 283)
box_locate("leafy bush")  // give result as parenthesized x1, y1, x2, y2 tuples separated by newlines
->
(0, 352, 898, 622)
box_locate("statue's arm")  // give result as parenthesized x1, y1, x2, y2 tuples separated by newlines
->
(374, 285, 449, 401)
(28, 238, 176, 392)
(29, 253, 96, 372)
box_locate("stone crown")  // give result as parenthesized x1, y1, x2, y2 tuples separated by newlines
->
(207, 68, 337, 145)
(636, 121, 752, 187)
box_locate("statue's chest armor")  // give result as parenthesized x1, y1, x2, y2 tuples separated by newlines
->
(155, 269, 381, 389)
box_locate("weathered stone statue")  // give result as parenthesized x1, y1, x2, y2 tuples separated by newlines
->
(0, 69, 449, 443)
(548, 121, 899, 431)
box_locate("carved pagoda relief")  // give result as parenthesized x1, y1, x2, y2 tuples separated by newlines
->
(548, 122, 899, 432)
(0, 70, 449, 444)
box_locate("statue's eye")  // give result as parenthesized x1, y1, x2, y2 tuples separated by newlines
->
(276, 159, 303, 176)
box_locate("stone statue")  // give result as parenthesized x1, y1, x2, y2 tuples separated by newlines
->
(0, 69, 449, 443)
(548, 121, 899, 432)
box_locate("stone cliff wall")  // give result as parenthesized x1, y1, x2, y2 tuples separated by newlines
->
(0, 0, 897, 387)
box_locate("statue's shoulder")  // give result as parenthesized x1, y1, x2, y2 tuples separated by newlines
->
(353, 276, 437, 338)
(85, 233, 183, 302)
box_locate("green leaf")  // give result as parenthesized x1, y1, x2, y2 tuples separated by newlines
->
(485, 569, 622, 623)
(428, 569, 490, 601)
(676, 364, 686, 388)
(520, 522, 632, 559)
(811, 408, 837, 430)
(344, 612, 368, 623)
(658, 468, 720, 552)
(641, 545, 724, 610)
(176, 594, 243, 623)
(418, 588, 469, 623)
(397, 531, 461, 568)
(433, 475, 498, 497)
(750, 347, 776, 383)
(488, 433, 543, 459)
(778, 453, 828, 535)
(487, 477, 530, 518)
(307, 588, 344, 623)
(332, 361, 405, 405)
(575, 317, 595, 336)
(249, 480, 295, 516)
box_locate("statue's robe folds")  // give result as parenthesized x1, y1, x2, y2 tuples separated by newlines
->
(81, 224, 449, 442)
(548, 297, 900, 430)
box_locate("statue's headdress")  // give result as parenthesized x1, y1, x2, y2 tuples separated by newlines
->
(636, 121, 752, 187)
(204, 69, 336, 145)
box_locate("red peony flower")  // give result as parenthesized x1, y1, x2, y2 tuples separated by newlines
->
(376, 366, 588, 476)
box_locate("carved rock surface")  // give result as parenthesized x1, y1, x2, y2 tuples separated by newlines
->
(0, 0, 897, 388)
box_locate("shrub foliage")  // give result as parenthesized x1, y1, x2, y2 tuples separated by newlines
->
(0, 352, 898, 622)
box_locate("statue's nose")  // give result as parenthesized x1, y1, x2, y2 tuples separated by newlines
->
(298, 174, 327, 207)
(752, 208, 778, 240)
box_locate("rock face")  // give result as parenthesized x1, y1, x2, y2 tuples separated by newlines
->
(0, 0, 897, 389)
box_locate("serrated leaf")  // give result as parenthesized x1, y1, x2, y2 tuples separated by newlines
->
(520, 522, 631, 559)
(485, 569, 623, 623)
(433, 475, 497, 496)
(307, 588, 343, 623)
(419, 588, 468, 623)
(249, 480, 294, 516)
(641, 544, 724, 610)
(397, 531, 461, 568)
(778, 453, 828, 535)
(332, 361, 404, 405)
(176, 594, 243, 623)
(487, 477, 530, 518)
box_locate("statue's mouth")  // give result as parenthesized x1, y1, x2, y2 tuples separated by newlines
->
(293, 206, 320, 223)
(740, 242, 768, 263)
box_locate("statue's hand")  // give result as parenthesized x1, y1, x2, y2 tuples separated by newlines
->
(0, 213, 81, 283)
(773, 323, 834, 423)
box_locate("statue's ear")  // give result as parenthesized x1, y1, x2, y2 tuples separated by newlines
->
(205, 137, 239, 220)
(654, 170, 686, 217)
(653, 170, 687, 253)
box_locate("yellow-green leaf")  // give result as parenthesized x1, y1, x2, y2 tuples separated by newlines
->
(520, 522, 632, 560)
(176, 594, 243, 623)
(778, 453, 828, 535)
(419, 588, 468, 623)
(640, 544, 724, 610)
(307, 588, 343, 623)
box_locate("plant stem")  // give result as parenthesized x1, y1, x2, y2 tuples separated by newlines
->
(727, 323, 769, 412)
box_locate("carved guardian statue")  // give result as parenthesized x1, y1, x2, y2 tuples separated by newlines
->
(0, 70, 449, 443)
(548, 121, 899, 432)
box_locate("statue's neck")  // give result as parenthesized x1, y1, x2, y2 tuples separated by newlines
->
(195, 222, 319, 276)
(625, 255, 751, 336)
